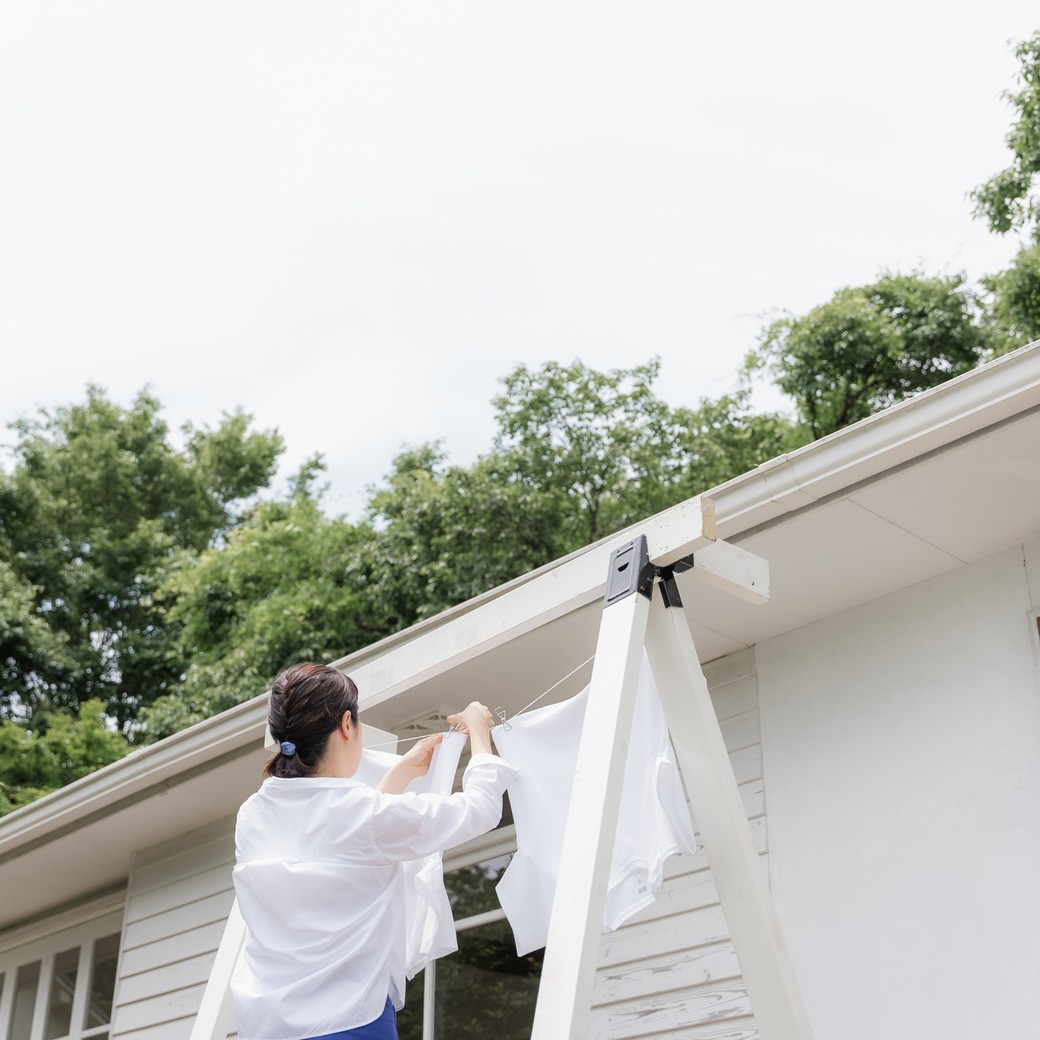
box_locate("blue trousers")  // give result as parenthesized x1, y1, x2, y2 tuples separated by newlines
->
(307, 997, 397, 1040)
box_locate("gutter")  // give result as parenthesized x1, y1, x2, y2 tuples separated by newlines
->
(3, 341, 1039, 851)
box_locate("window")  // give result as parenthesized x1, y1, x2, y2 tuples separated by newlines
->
(0, 912, 121, 1040)
(397, 831, 543, 1040)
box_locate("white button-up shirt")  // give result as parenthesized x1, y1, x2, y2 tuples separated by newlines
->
(231, 753, 518, 1040)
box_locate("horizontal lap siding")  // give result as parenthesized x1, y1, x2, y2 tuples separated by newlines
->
(112, 817, 237, 1040)
(590, 648, 763, 1039)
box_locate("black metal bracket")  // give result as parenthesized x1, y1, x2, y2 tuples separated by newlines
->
(656, 554, 692, 610)
(603, 538, 697, 610)
(603, 536, 655, 606)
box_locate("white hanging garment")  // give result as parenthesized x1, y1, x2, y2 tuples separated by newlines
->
(492, 652, 696, 956)
(353, 731, 466, 977)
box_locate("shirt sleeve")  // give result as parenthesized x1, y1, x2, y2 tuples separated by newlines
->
(369, 753, 519, 863)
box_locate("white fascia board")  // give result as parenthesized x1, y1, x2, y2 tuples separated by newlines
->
(711, 340, 1040, 538)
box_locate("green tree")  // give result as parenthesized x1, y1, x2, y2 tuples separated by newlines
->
(363, 444, 569, 628)
(971, 30, 1040, 241)
(750, 272, 995, 439)
(141, 471, 383, 741)
(0, 699, 130, 815)
(0, 386, 283, 727)
(367, 362, 798, 627)
(984, 242, 1040, 347)
(493, 360, 674, 546)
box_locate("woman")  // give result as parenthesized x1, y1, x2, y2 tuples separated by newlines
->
(232, 662, 516, 1040)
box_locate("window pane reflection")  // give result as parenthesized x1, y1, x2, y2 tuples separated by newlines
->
(45, 948, 79, 1040)
(11, 961, 41, 1040)
(444, 854, 511, 918)
(433, 919, 542, 1040)
(84, 935, 119, 1029)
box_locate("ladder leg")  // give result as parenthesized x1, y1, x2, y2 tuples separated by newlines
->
(530, 544, 652, 1040)
(645, 583, 816, 1040)
(190, 899, 246, 1040)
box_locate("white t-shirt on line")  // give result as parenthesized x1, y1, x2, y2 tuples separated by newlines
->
(492, 652, 697, 956)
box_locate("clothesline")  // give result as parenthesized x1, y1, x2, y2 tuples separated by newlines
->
(364, 653, 597, 752)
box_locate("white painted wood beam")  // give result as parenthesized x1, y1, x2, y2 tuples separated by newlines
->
(350, 496, 715, 712)
(683, 539, 771, 605)
(190, 900, 246, 1040)
(645, 592, 815, 1040)
(530, 588, 652, 1039)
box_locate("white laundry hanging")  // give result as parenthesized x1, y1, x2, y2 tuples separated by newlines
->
(353, 730, 466, 977)
(491, 652, 697, 957)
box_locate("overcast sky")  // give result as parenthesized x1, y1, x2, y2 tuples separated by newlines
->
(2, 1, 1037, 516)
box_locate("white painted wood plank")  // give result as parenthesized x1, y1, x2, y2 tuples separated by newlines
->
(590, 981, 753, 1038)
(132, 818, 234, 874)
(118, 921, 227, 978)
(657, 1022, 758, 1040)
(114, 982, 207, 1033)
(594, 1015, 759, 1040)
(131, 836, 234, 896)
(117, 951, 216, 1005)
(594, 944, 744, 1005)
(114, 1018, 199, 1040)
(686, 540, 770, 605)
(598, 906, 734, 968)
(709, 675, 759, 722)
(702, 649, 756, 691)
(719, 711, 760, 754)
(646, 596, 814, 1040)
(725, 745, 763, 786)
(531, 588, 652, 1040)
(122, 890, 234, 952)
(126, 864, 233, 924)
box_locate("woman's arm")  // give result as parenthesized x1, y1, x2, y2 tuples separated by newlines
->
(376, 734, 443, 795)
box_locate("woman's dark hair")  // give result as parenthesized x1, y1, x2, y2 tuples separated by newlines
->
(264, 663, 360, 779)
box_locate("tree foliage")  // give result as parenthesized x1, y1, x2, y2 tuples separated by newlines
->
(141, 479, 384, 740)
(984, 241, 1040, 346)
(140, 362, 797, 739)
(0, 699, 130, 815)
(0, 387, 283, 728)
(972, 30, 1040, 241)
(749, 272, 995, 439)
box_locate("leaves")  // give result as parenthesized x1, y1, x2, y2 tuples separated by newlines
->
(0, 387, 283, 727)
(971, 30, 1040, 241)
(0, 700, 130, 815)
(983, 241, 1040, 348)
(750, 272, 994, 439)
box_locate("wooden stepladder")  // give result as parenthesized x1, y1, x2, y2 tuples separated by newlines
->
(530, 536, 815, 1040)
(191, 520, 815, 1040)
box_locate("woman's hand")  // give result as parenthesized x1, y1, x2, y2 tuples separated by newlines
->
(400, 733, 443, 780)
(447, 702, 495, 756)
(376, 733, 443, 794)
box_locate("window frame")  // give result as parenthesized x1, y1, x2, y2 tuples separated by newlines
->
(412, 824, 529, 1040)
(0, 910, 122, 1040)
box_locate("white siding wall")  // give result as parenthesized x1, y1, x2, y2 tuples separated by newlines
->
(757, 539, 1040, 1040)
(111, 818, 236, 1040)
(590, 648, 765, 1040)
